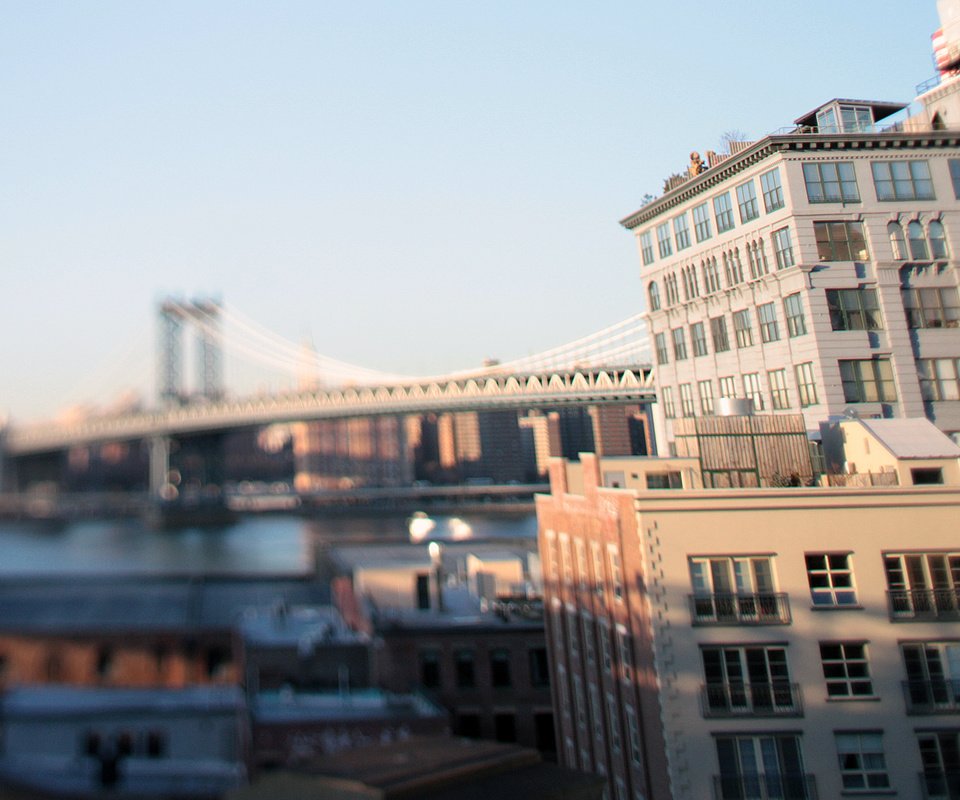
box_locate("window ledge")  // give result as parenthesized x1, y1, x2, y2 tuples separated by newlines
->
(840, 791, 896, 797)
(810, 604, 865, 611)
(826, 695, 882, 702)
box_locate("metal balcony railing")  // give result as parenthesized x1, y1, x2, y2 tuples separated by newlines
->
(903, 679, 960, 714)
(713, 773, 818, 800)
(919, 770, 960, 799)
(887, 588, 960, 621)
(689, 593, 791, 626)
(701, 682, 803, 718)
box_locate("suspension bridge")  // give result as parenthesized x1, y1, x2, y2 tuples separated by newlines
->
(5, 300, 655, 456)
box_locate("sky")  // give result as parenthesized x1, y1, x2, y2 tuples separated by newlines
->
(0, 1, 942, 422)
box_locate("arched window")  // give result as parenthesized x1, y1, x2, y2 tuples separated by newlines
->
(888, 221, 906, 260)
(688, 266, 699, 298)
(929, 220, 949, 259)
(722, 252, 732, 286)
(647, 281, 661, 311)
(757, 239, 769, 274)
(908, 221, 929, 260)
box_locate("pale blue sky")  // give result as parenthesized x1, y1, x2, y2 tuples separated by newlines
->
(0, 1, 940, 421)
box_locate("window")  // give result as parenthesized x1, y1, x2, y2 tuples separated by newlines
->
(664, 273, 680, 305)
(805, 553, 857, 606)
(698, 380, 714, 415)
(736, 180, 759, 222)
(711, 316, 730, 352)
(703, 256, 722, 293)
(795, 362, 818, 407)
(814, 221, 868, 261)
(701, 645, 795, 715)
(819, 642, 873, 697)
(951, 159, 960, 198)
(777, 295, 806, 340)
(747, 239, 769, 278)
(912, 467, 945, 485)
(743, 373, 764, 411)
(769, 369, 790, 409)
(835, 733, 890, 792)
(918, 731, 960, 797)
(884, 552, 960, 619)
(673, 213, 691, 250)
(719, 376, 737, 399)
(715, 735, 808, 800)
(693, 202, 712, 242)
(616, 625, 633, 681)
(671, 327, 688, 361)
(656, 222, 673, 258)
(930, 220, 949, 258)
(662, 386, 675, 419)
(457, 713, 481, 738)
(689, 556, 782, 624)
(96, 647, 114, 682)
(903, 286, 960, 328)
(654, 332, 669, 365)
(691, 321, 708, 357)
(839, 359, 897, 403)
(757, 302, 780, 343)
(608, 547, 623, 601)
(647, 281, 661, 311)
(902, 642, 960, 711)
(714, 191, 735, 232)
(646, 471, 682, 489)
(455, 649, 476, 688)
(826, 288, 883, 331)
(680, 383, 695, 417)
(802, 161, 860, 203)
(624, 705, 642, 767)
(888, 221, 907, 259)
(919, 357, 960, 401)
(605, 691, 621, 754)
(760, 167, 784, 212)
(591, 542, 604, 598)
(490, 649, 512, 687)
(772, 227, 795, 269)
(909, 220, 930, 259)
(640, 231, 654, 266)
(872, 159, 935, 200)
(420, 650, 441, 688)
(733, 309, 754, 348)
(598, 624, 613, 674)
(494, 713, 516, 742)
(146, 731, 167, 758)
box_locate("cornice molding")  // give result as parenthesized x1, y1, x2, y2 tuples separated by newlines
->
(620, 131, 960, 231)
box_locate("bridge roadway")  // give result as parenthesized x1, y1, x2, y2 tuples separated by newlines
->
(5, 365, 655, 455)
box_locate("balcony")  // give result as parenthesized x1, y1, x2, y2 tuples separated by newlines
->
(903, 679, 960, 714)
(689, 593, 791, 626)
(887, 588, 960, 621)
(713, 774, 818, 800)
(920, 770, 960, 799)
(701, 682, 803, 718)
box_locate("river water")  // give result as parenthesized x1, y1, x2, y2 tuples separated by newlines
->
(0, 510, 538, 577)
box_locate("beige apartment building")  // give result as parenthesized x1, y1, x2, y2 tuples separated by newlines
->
(537, 442, 960, 800)
(620, 95, 960, 450)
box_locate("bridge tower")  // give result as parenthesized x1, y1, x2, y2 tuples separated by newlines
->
(157, 298, 224, 405)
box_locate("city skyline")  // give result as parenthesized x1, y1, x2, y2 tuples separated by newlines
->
(1, 1, 939, 422)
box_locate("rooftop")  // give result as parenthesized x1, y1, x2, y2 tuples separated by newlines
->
(852, 417, 960, 460)
(237, 604, 366, 648)
(0, 576, 327, 634)
(1, 685, 244, 719)
(251, 689, 444, 724)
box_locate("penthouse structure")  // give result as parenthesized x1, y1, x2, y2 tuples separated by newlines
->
(620, 94, 960, 449)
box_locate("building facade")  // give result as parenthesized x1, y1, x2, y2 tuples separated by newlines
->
(537, 451, 960, 800)
(621, 98, 960, 448)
